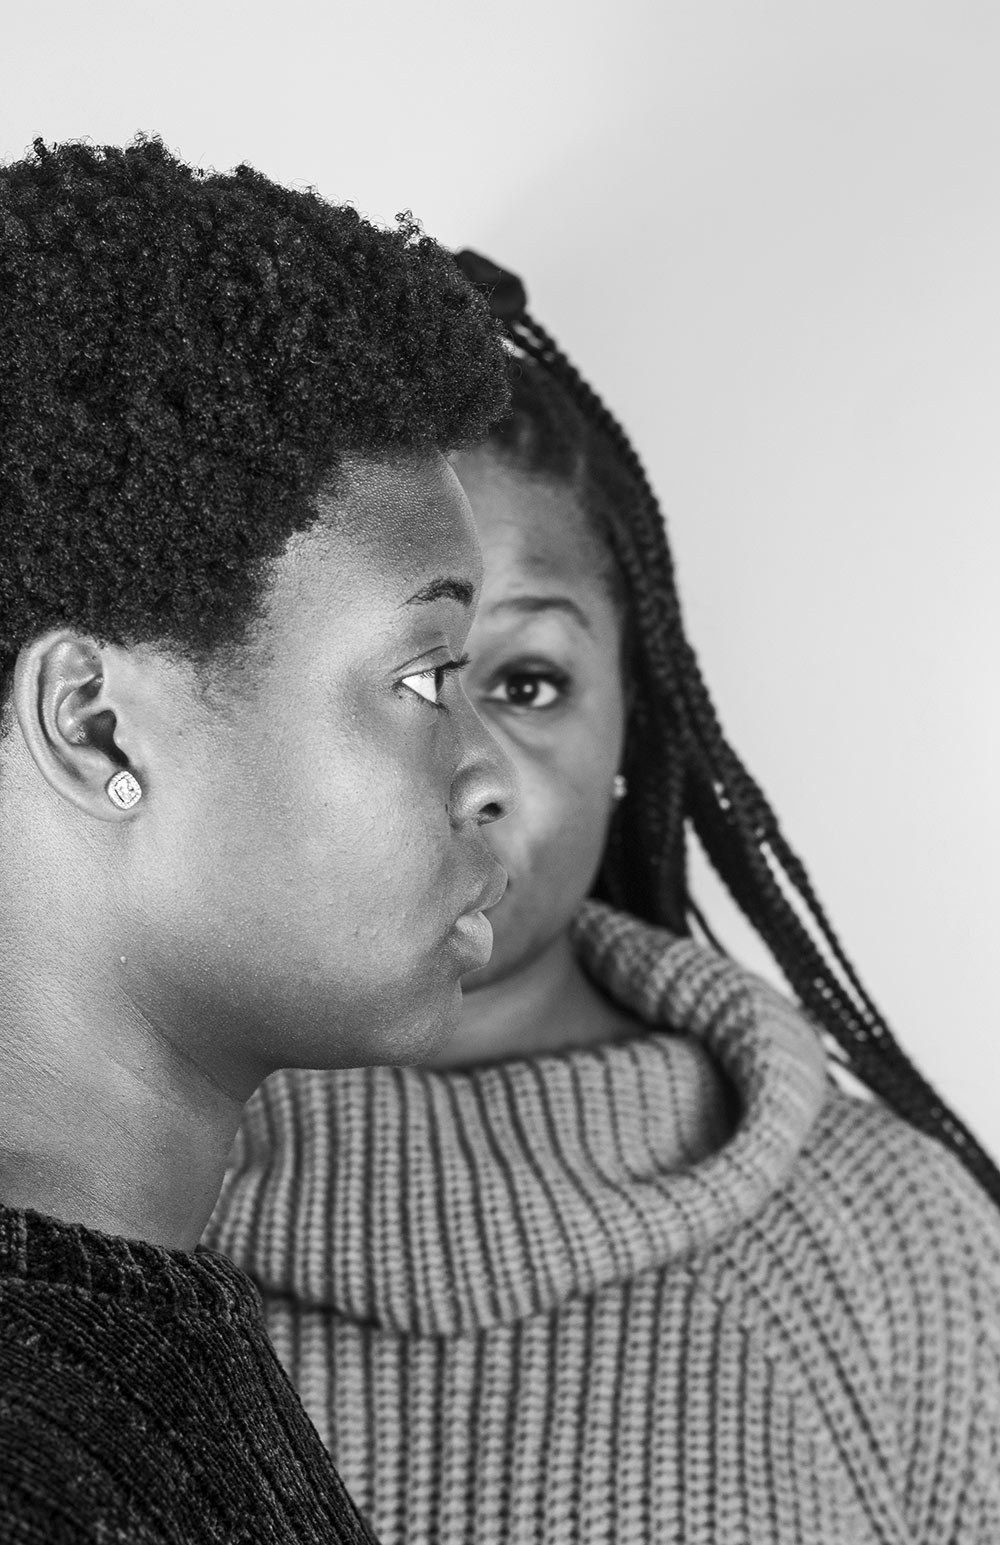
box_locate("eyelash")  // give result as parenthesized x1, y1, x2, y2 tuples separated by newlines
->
(399, 654, 470, 709)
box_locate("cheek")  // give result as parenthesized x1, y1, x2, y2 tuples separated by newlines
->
(247, 734, 450, 920)
(484, 732, 617, 891)
(153, 707, 454, 945)
(132, 729, 463, 1050)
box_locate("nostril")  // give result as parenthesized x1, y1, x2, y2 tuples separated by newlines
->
(478, 801, 505, 825)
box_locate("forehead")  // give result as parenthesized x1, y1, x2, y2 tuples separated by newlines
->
(323, 451, 478, 567)
(267, 451, 481, 624)
(452, 449, 608, 596)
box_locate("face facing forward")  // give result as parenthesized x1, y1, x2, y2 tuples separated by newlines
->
(12, 453, 514, 1086)
(450, 447, 628, 994)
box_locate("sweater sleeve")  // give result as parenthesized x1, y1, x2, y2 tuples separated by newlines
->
(870, 1112, 1000, 1543)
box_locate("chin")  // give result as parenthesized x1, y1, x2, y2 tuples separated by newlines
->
(377, 976, 464, 1067)
(409, 988, 464, 1062)
(282, 967, 463, 1072)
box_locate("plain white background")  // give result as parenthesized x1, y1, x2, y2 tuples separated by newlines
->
(4, 0, 999, 1157)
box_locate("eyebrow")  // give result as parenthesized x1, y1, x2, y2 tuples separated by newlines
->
(404, 576, 476, 608)
(487, 595, 593, 632)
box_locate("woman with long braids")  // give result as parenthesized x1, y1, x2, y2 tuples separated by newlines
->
(206, 252, 1000, 1543)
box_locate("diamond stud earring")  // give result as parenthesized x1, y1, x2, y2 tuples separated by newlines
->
(106, 770, 143, 810)
(612, 773, 628, 802)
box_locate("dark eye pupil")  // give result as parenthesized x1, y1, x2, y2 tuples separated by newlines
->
(506, 675, 538, 705)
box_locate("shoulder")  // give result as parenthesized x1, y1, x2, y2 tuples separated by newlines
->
(793, 1083, 1000, 1294)
(685, 1088, 1000, 1538)
(0, 1264, 374, 1545)
(755, 1084, 1000, 1337)
(749, 1087, 1000, 1484)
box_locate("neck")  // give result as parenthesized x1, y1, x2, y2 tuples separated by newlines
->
(430, 928, 639, 1070)
(0, 916, 247, 1253)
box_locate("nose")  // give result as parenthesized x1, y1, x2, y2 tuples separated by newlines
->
(449, 694, 518, 828)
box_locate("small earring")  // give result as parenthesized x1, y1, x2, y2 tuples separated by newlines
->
(612, 773, 628, 802)
(106, 770, 143, 810)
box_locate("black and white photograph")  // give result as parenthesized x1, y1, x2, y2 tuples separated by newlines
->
(1, 2, 999, 1540)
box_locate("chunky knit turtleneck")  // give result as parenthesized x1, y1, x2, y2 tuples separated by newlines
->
(206, 903, 1000, 1544)
(0, 1206, 377, 1542)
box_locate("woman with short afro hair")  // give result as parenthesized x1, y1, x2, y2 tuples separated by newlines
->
(0, 137, 516, 1543)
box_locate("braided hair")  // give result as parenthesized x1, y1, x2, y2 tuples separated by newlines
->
(455, 248, 1000, 1209)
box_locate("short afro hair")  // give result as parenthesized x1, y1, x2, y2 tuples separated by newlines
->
(0, 135, 509, 691)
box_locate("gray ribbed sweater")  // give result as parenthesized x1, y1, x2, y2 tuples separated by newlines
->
(205, 903, 1000, 1543)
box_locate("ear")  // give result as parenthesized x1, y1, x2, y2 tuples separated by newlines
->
(12, 631, 146, 823)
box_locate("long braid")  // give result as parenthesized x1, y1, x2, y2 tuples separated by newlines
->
(455, 249, 1000, 1209)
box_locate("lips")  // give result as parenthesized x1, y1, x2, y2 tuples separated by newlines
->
(463, 860, 508, 918)
(446, 858, 508, 972)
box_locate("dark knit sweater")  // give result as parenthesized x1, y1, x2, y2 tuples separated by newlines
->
(0, 1206, 376, 1543)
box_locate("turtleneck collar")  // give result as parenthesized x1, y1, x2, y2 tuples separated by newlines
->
(205, 904, 829, 1336)
(0, 1204, 261, 1322)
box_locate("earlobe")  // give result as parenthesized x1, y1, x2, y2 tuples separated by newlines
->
(12, 632, 143, 821)
(105, 770, 143, 810)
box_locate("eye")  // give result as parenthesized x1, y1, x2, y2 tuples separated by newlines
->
(484, 668, 568, 711)
(401, 666, 447, 705)
(400, 655, 469, 708)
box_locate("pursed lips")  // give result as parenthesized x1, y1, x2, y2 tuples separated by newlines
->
(460, 860, 508, 920)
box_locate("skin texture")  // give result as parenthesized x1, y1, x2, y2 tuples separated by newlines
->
(426, 447, 642, 1068)
(0, 452, 513, 1246)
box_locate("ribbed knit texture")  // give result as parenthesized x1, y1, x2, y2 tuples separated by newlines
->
(205, 902, 1000, 1543)
(0, 1207, 378, 1543)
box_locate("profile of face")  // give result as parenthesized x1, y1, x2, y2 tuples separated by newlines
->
(12, 453, 513, 1088)
(450, 447, 628, 993)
